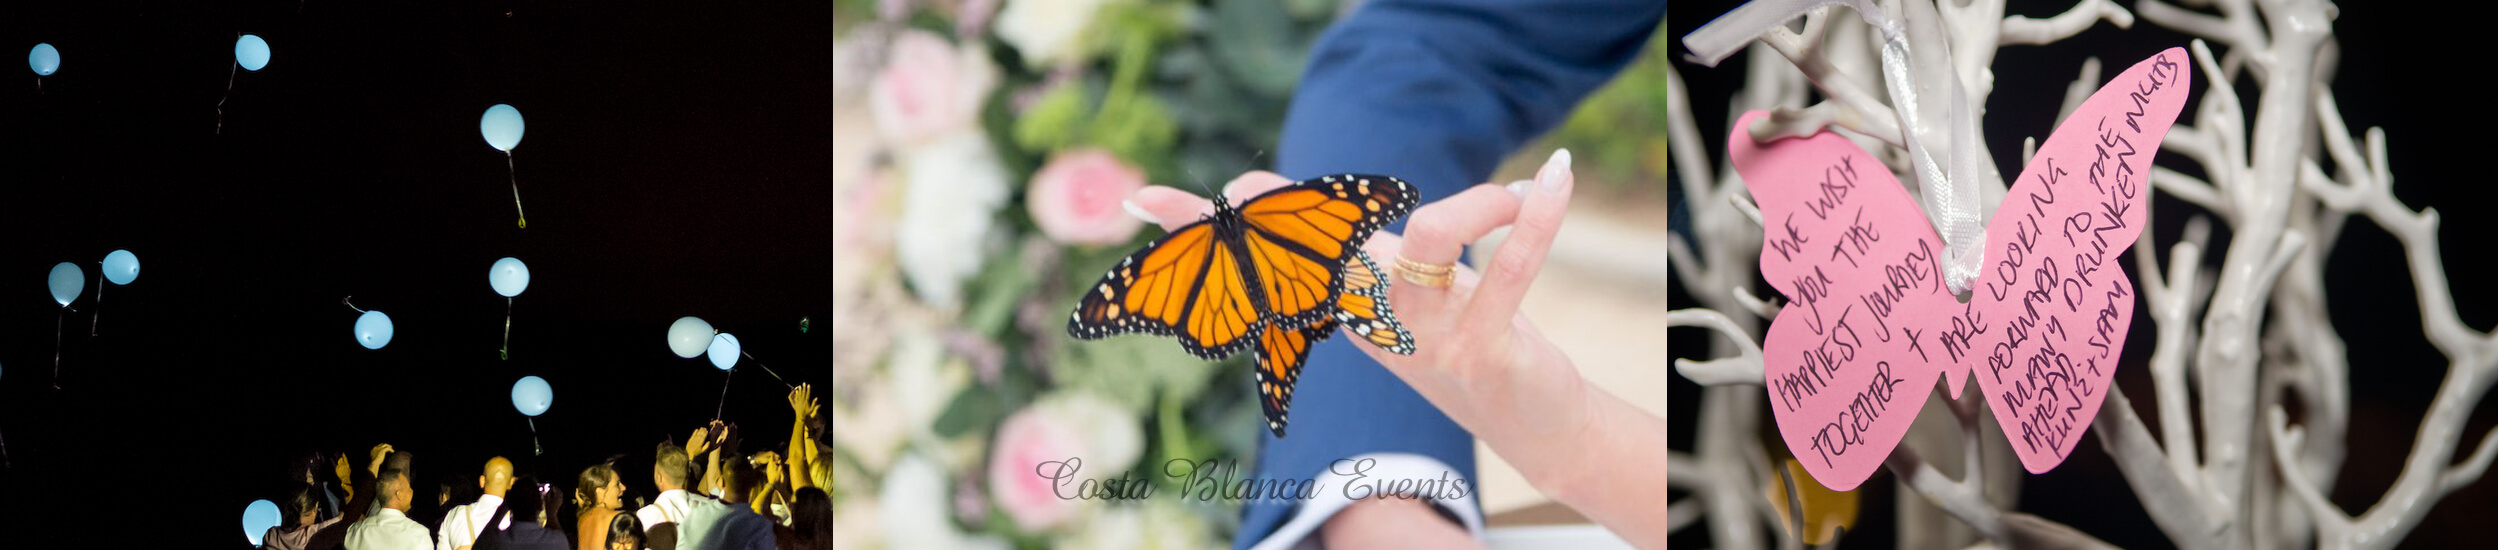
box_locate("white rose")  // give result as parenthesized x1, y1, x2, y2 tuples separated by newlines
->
(886, 331, 972, 433)
(1038, 392, 1143, 473)
(895, 129, 1010, 309)
(880, 455, 1013, 550)
(995, 0, 1113, 66)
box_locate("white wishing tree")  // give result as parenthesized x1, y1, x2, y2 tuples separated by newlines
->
(1664, 0, 2498, 548)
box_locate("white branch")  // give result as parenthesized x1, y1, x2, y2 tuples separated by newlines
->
(1668, 308, 1768, 386)
(2055, 56, 2101, 127)
(1756, 23, 1904, 146)
(1731, 286, 1783, 321)
(1999, 0, 2135, 46)
(1749, 101, 1902, 146)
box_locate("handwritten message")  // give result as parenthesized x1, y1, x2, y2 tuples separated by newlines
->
(1728, 48, 2190, 488)
(1968, 47, 2184, 473)
(1730, 110, 1953, 491)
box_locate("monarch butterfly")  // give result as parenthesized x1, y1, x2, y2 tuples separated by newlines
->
(1068, 174, 1420, 436)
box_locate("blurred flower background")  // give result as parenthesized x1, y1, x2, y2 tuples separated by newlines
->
(833, 0, 1676, 547)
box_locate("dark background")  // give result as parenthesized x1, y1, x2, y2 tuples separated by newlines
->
(0, 0, 830, 546)
(1668, 1, 2495, 548)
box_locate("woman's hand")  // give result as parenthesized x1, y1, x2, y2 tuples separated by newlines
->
(367, 443, 393, 477)
(789, 383, 819, 420)
(1123, 150, 1590, 447)
(1130, 151, 1675, 548)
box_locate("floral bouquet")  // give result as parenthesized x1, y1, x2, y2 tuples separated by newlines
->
(828, 0, 1352, 546)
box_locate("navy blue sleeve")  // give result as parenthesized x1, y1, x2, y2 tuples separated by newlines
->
(1239, 0, 1665, 547)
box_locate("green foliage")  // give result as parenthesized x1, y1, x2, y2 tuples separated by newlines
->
(1014, 83, 1091, 152)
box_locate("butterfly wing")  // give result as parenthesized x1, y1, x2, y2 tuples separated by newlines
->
(1234, 174, 1420, 330)
(1332, 249, 1414, 355)
(1254, 316, 1338, 437)
(1728, 110, 1953, 492)
(1969, 48, 2185, 474)
(1067, 220, 1264, 360)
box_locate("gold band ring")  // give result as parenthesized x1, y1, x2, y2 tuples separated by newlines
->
(1393, 255, 1456, 289)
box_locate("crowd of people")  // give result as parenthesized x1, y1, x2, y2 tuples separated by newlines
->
(259, 384, 831, 550)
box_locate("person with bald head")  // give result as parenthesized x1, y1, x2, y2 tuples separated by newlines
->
(438, 457, 518, 550)
(347, 468, 431, 550)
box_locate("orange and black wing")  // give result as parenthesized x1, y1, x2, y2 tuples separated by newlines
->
(1234, 174, 1420, 330)
(1067, 221, 1264, 359)
(1254, 316, 1339, 437)
(1331, 249, 1415, 355)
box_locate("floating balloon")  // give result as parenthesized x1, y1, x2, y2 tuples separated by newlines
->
(708, 333, 741, 370)
(234, 34, 270, 72)
(481, 104, 526, 152)
(243, 499, 280, 546)
(668, 316, 714, 358)
(29, 43, 58, 76)
(102, 250, 140, 285)
(489, 257, 530, 297)
(355, 310, 394, 349)
(512, 375, 553, 417)
(47, 262, 83, 307)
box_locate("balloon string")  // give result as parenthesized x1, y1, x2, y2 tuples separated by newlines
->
(343, 296, 365, 313)
(52, 310, 63, 390)
(715, 368, 735, 421)
(528, 417, 542, 456)
(217, 59, 235, 134)
(509, 153, 526, 228)
(90, 269, 103, 339)
(501, 298, 513, 360)
(742, 351, 796, 389)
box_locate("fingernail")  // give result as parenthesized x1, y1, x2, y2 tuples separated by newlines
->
(1122, 199, 1160, 224)
(1538, 148, 1573, 194)
(1505, 179, 1532, 197)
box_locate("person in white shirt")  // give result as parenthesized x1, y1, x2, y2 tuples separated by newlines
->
(635, 441, 694, 550)
(436, 456, 516, 550)
(346, 469, 430, 550)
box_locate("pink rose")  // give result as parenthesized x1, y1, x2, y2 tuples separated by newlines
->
(869, 30, 996, 145)
(1026, 149, 1148, 246)
(987, 405, 1086, 532)
(987, 394, 1141, 533)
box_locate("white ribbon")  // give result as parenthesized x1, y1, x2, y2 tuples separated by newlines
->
(1685, 0, 1987, 295)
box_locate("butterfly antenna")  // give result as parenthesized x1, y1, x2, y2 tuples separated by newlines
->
(1223, 150, 1269, 199)
(1183, 166, 1218, 200)
(1235, 150, 1268, 178)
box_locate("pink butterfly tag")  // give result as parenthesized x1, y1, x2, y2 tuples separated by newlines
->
(1730, 47, 2191, 490)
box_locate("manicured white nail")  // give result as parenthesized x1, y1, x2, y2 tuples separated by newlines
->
(1122, 198, 1160, 224)
(1505, 179, 1533, 197)
(1539, 148, 1573, 193)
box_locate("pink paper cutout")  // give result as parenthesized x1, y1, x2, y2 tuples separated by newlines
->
(1731, 110, 1954, 491)
(1968, 47, 2187, 473)
(1729, 47, 2191, 489)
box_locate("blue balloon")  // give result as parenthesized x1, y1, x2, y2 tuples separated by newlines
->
(29, 43, 58, 76)
(708, 333, 741, 370)
(480, 104, 526, 152)
(102, 250, 140, 286)
(47, 262, 83, 307)
(490, 257, 530, 297)
(355, 310, 394, 349)
(235, 34, 270, 72)
(512, 375, 553, 417)
(243, 499, 280, 546)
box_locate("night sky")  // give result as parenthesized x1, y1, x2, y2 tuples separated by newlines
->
(1668, 1, 2498, 548)
(0, 0, 830, 545)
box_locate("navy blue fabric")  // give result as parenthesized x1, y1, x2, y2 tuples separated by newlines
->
(1238, 0, 1665, 547)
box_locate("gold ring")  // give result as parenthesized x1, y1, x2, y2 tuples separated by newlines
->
(1394, 255, 1456, 289)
